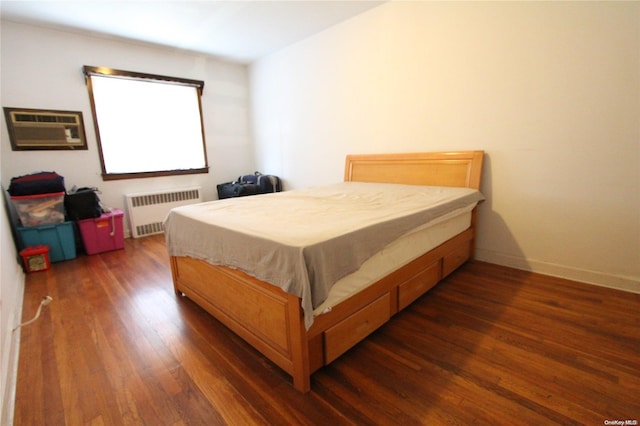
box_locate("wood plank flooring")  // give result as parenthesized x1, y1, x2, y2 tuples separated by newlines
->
(13, 234, 640, 425)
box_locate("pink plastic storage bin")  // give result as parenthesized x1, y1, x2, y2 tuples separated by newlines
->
(77, 208, 124, 255)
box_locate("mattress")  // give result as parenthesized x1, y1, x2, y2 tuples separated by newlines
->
(314, 205, 474, 315)
(165, 182, 484, 328)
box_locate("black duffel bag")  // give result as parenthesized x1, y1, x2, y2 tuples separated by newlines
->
(238, 172, 282, 194)
(217, 182, 260, 199)
(65, 187, 103, 220)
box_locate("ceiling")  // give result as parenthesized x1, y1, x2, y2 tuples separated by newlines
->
(0, 1, 385, 63)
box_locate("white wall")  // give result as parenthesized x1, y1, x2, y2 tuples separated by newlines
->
(0, 182, 25, 426)
(1, 21, 255, 212)
(250, 2, 640, 292)
(0, 20, 255, 423)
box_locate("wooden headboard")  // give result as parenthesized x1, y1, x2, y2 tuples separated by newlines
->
(344, 151, 484, 190)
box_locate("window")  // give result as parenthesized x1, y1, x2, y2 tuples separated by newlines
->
(84, 66, 208, 180)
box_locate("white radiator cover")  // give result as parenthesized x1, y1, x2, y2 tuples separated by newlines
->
(125, 187, 202, 238)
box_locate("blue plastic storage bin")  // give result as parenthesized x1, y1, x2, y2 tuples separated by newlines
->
(17, 221, 76, 262)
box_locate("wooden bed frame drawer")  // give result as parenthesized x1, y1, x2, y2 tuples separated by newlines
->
(397, 260, 441, 311)
(442, 242, 471, 277)
(324, 292, 391, 363)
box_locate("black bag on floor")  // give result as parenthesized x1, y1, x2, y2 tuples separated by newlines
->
(65, 187, 103, 220)
(217, 182, 260, 199)
(8, 171, 65, 196)
(238, 172, 282, 194)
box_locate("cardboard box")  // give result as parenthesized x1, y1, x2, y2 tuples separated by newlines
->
(78, 209, 124, 255)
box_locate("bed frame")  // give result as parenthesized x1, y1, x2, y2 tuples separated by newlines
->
(170, 151, 484, 392)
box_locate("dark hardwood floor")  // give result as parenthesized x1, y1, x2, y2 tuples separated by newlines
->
(13, 234, 639, 425)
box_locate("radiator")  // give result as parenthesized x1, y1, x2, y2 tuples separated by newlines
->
(125, 187, 202, 238)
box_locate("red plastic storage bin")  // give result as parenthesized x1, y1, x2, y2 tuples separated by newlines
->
(77, 208, 124, 255)
(20, 245, 51, 273)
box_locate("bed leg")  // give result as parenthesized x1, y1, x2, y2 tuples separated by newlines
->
(293, 371, 311, 393)
(470, 208, 479, 261)
(288, 296, 311, 393)
(291, 342, 311, 393)
(170, 256, 183, 296)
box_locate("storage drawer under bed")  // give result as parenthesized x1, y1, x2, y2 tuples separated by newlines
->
(397, 260, 441, 311)
(323, 292, 392, 364)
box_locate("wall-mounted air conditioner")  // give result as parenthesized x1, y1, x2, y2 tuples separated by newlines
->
(3, 107, 87, 151)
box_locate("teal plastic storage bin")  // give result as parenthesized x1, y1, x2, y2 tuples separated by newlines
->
(17, 221, 76, 262)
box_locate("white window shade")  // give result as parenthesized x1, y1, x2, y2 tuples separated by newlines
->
(85, 67, 208, 179)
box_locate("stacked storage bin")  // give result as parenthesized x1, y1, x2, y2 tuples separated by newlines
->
(9, 172, 76, 263)
(76, 208, 125, 255)
(66, 187, 124, 255)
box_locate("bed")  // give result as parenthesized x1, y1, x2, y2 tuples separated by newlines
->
(165, 151, 484, 393)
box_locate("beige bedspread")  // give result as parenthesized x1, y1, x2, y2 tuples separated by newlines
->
(164, 182, 484, 328)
